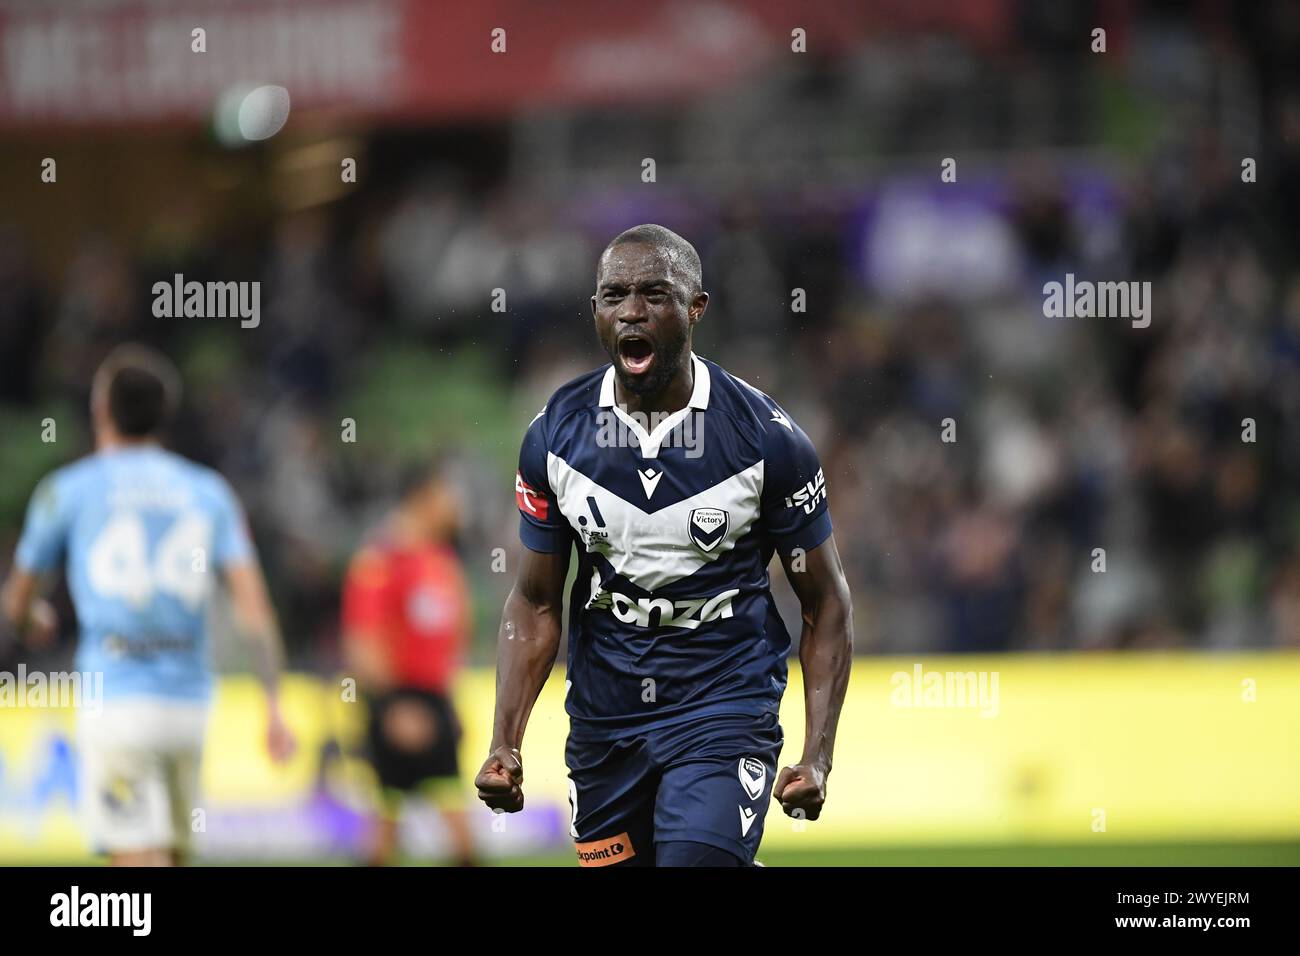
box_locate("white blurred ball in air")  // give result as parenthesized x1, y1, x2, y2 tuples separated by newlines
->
(236, 85, 291, 141)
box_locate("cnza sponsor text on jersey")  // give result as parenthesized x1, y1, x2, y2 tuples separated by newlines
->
(590, 586, 739, 629)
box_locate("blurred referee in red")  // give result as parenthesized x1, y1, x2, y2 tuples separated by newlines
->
(341, 460, 476, 866)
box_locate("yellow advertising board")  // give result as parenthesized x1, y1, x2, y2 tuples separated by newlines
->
(2, 652, 1297, 861)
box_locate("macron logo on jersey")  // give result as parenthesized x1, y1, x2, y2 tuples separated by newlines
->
(515, 472, 547, 520)
(739, 806, 758, 837)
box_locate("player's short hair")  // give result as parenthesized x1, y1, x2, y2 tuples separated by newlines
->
(95, 344, 182, 437)
(601, 224, 703, 295)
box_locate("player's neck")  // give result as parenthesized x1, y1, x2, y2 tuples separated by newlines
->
(614, 358, 694, 418)
(97, 434, 160, 452)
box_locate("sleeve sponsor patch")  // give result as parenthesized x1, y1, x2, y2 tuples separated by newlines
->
(515, 471, 548, 520)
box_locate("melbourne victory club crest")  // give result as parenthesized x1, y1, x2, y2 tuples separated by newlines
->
(738, 757, 766, 800)
(688, 507, 728, 552)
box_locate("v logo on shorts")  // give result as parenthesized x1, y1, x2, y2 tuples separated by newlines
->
(738, 756, 766, 800)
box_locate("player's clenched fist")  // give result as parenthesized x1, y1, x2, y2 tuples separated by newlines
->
(773, 763, 827, 821)
(475, 746, 525, 812)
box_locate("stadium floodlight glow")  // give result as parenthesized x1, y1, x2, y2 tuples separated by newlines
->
(213, 84, 291, 147)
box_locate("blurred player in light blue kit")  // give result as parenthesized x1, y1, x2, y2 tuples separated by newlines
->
(1, 344, 295, 866)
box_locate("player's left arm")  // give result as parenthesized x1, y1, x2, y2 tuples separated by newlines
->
(0, 569, 58, 649)
(759, 404, 853, 821)
(775, 535, 853, 821)
(2, 474, 67, 649)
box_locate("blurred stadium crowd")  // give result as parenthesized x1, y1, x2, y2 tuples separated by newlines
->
(2, 0, 1300, 673)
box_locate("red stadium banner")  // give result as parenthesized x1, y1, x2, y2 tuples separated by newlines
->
(0, 0, 1014, 129)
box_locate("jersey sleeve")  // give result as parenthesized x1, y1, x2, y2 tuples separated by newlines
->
(760, 407, 833, 552)
(516, 410, 569, 553)
(210, 475, 255, 568)
(341, 547, 392, 637)
(14, 472, 71, 573)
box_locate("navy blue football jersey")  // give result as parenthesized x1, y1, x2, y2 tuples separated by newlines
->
(515, 353, 831, 739)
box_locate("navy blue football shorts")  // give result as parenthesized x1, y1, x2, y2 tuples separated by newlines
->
(565, 710, 784, 867)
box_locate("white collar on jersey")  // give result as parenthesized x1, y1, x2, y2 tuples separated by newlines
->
(599, 352, 711, 409)
(598, 352, 711, 459)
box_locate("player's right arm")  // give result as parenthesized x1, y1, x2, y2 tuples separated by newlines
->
(475, 545, 569, 812)
(475, 411, 571, 812)
(224, 560, 296, 763)
(212, 476, 296, 764)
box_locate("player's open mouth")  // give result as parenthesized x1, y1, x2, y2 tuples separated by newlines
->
(618, 336, 655, 375)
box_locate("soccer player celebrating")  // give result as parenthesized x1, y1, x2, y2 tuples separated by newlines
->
(475, 225, 853, 867)
(341, 461, 476, 866)
(1, 344, 295, 866)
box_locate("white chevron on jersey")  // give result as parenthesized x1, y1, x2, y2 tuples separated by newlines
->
(546, 451, 764, 592)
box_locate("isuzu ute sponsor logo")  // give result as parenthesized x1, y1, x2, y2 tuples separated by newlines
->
(784, 468, 826, 514)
